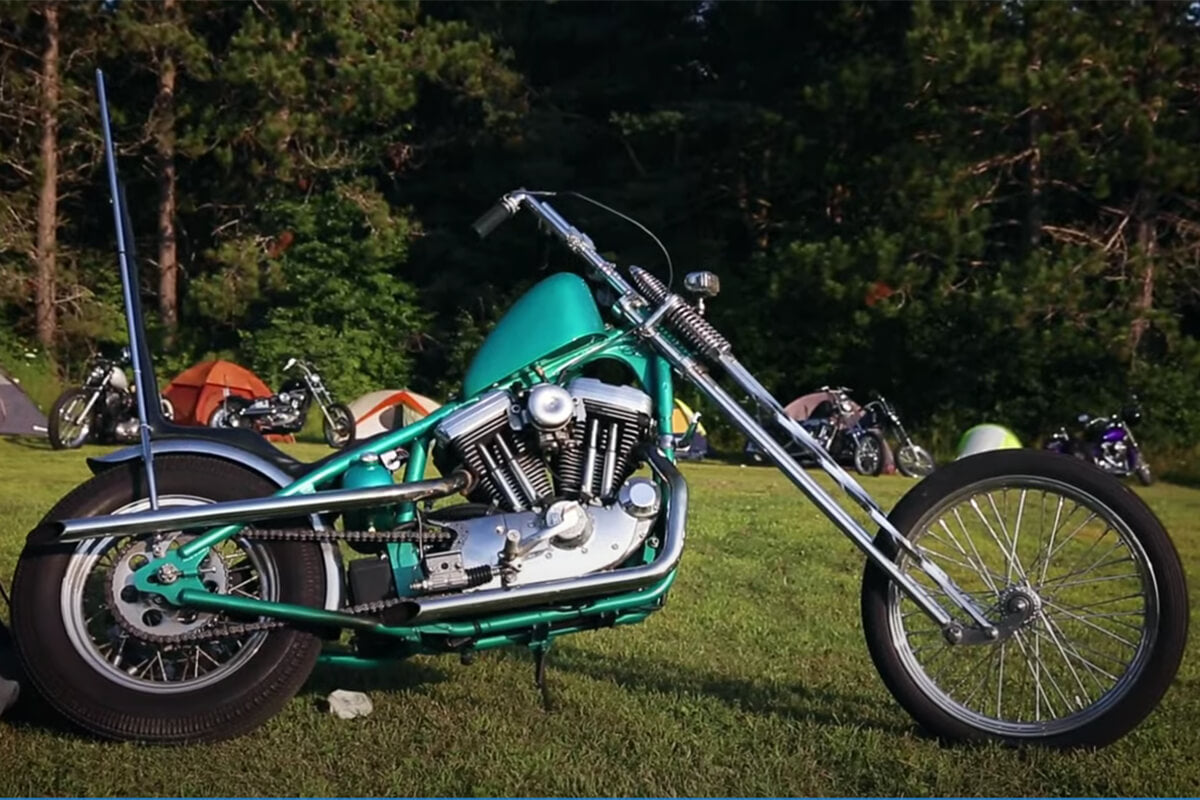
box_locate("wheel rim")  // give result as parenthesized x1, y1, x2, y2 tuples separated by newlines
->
(900, 446, 934, 477)
(57, 395, 91, 446)
(886, 476, 1158, 737)
(327, 410, 352, 445)
(858, 438, 881, 473)
(60, 496, 277, 694)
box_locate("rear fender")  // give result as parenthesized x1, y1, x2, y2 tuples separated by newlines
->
(88, 441, 344, 611)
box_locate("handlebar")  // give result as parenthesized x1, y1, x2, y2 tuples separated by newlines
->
(472, 199, 518, 238)
(472, 190, 637, 300)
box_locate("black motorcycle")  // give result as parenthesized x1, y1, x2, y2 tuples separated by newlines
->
(209, 357, 355, 448)
(48, 349, 174, 449)
(747, 386, 885, 475)
(1046, 396, 1152, 485)
(860, 394, 936, 478)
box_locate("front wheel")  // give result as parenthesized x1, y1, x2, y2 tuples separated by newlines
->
(853, 431, 884, 476)
(1135, 461, 1154, 486)
(322, 403, 355, 449)
(861, 449, 1187, 747)
(897, 443, 936, 478)
(10, 456, 327, 743)
(48, 389, 95, 450)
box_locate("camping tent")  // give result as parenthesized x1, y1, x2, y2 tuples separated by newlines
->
(163, 360, 274, 427)
(670, 398, 709, 460)
(0, 370, 47, 436)
(784, 390, 865, 425)
(348, 389, 441, 439)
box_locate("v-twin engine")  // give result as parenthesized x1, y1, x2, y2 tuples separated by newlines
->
(435, 378, 653, 509)
(423, 378, 659, 593)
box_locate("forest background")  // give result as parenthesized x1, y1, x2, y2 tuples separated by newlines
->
(2, 0, 1199, 470)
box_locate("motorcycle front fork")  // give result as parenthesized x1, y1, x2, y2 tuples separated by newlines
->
(647, 333, 998, 643)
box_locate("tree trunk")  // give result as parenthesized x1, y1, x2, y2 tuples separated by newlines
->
(156, 0, 179, 347)
(34, 1, 59, 351)
(1129, 191, 1157, 358)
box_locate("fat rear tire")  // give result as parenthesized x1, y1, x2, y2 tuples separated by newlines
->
(10, 455, 326, 743)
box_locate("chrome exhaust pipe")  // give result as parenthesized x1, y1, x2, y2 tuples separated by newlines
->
(36, 472, 471, 544)
(395, 448, 687, 625)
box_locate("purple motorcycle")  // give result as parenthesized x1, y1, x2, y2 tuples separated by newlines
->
(1046, 396, 1153, 485)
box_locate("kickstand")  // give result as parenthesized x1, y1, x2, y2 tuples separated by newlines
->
(529, 631, 554, 713)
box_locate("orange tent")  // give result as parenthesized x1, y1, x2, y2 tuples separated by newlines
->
(163, 360, 274, 427)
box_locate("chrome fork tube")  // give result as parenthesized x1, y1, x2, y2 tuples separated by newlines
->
(659, 334, 995, 635)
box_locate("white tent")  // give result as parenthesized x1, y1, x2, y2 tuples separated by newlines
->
(348, 389, 441, 439)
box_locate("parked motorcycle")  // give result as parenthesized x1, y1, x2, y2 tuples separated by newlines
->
(746, 386, 885, 475)
(8, 80, 1189, 749)
(209, 358, 355, 449)
(1046, 397, 1152, 485)
(48, 349, 174, 449)
(860, 394, 936, 478)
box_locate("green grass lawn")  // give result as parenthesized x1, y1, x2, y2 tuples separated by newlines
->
(1, 437, 1199, 796)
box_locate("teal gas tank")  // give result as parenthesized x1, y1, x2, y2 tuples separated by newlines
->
(462, 273, 605, 396)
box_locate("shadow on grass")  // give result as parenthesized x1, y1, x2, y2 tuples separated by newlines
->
(550, 645, 915, 736)
(301, 657, 451, 701)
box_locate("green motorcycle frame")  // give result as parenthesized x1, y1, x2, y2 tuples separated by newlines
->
(6, 71, 1188, 747)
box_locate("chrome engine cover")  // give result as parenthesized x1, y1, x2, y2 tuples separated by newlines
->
(433, 476, 661, 590)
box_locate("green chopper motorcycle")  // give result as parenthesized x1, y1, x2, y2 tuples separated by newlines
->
(5, 73, 1188, 747)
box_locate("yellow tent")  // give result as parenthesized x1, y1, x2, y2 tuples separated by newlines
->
(670, 398, 706, 435)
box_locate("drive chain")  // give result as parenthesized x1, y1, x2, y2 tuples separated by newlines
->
(108, 526, 452, 646)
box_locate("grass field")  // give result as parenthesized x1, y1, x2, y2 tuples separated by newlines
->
(1, 436, 1199, 796)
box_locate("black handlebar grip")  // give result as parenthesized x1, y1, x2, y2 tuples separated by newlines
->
(472, 201, 513, 238)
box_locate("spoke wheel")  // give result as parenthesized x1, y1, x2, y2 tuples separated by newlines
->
(11, 455, 326, 743)
(322, 403, 355, 449)
(48, 389, 93, 450)
(861, 449, 1187, 747)
(62, 505, 276, 695)
(897, 444, 936, 478)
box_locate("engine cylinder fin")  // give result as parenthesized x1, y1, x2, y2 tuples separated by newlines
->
(477, 442, 525, 511)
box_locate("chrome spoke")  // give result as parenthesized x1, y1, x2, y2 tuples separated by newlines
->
(889, 475, 1157, 736)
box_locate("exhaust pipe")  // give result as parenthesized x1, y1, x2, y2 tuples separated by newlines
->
(34, 472, 471, 544)
(395, 448, 687, 625)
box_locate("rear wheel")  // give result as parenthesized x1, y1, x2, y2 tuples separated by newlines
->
(861, 449, 1187, 746)
(48, 389, 94, 450)
(897, 443, 936, 478)
(853, 431, 884, 476)
(322, 403, 355, 449)
(10, 456, 326, 743)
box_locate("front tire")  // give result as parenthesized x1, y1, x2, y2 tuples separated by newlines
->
(322, 403, 355, 449)
(48, 389, 94, 450)
(10, 456, 326, 743)
(1135, 460, 1154, 486)
(897, 443, 936, 478)
(861, 449, 1187, 747)
(853, 431, 884, 476)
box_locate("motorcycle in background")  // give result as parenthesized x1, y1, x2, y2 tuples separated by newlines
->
(48, 349, 174, 449)
(209, 357, 355, 449)
(860, 394, 936, 478)
(1046, 396, 1152, 485)
(747, 386, 885, 475)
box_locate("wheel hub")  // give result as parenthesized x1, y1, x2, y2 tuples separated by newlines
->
(996, 585, 1041, 631)
(108, 539, 229, 639)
